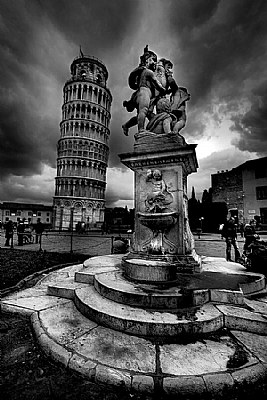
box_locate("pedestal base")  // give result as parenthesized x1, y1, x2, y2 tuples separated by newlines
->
(122, 251, 202, 283)
(119, 139, 199, 265)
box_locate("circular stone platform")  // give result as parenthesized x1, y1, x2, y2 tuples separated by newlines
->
(1, 255, 267, 398)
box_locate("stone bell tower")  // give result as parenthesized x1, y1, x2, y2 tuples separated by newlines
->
(53, 51, 112, 230)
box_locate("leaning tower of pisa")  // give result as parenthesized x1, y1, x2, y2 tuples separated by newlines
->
(53, 52, 112, 230)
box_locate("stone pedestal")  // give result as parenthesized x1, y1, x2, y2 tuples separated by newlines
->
(119, 132, 201, 282)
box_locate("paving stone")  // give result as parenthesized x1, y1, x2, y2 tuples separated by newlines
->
(68, 353, 96, 379)
(257, 295, 267, 304)
(75, 266, 120, 284)
(75, 255, 122, 283)
(38, 271, 70, 285)
(203, 372, 234, 398)
(38, 332, 73, 367)
(240, 274, 266, 295)
(163, 375, 206, 398)
(47, 279, 87, 299)
(2, 286, 47, 300)
(210, 289, 244, 305)
(193, 289, 210, 306)
(160, 338, 235, 375)
(56, 263, 84, 277)
(244, 298, 267, 315)
(38, 264, 84, 285)
(201, 257, 246, 274)
(95, 364, 131, 388)
(132, 375, 154, 393)
(1, 302, 36, 316)
(38, 302, 98, 345)
(31, 311, 43, 338)
(83, 254, 123, 268)
(1, 293, 71, 312)
(230, 362, 267, 387)
(216, 304, 267, 334)
(71, 325, 156, 373)
(231, 330, 267, 363)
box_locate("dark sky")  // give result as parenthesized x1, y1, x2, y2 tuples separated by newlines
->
(0, 0, 267, 206)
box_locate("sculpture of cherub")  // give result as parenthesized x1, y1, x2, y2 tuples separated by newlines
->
(145, 169, 173, 213)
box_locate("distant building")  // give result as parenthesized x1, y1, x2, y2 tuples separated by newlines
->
(53, 52, 112, 230)
(0, 202, 53, 226)
(211, 156, 267, 225)
(104, 207, 134, 233)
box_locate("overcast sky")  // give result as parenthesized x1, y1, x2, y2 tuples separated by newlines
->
(0, 0, 267, 208)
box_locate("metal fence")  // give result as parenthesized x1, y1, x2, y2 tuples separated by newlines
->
(0, 230, 123, 256)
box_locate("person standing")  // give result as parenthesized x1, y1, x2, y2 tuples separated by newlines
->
(239, 222, 244, 238)
(221, 217, 241, 262)
(35, 219, 44, 244)
(4, 220, 13, 247)
(244, 219, 257, 252)
(17, 220, 25, 246)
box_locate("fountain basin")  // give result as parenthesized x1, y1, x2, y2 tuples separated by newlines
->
(137, 211, 178, 231)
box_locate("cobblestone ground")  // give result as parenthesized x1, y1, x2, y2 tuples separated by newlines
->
(195, 235, 230, 258)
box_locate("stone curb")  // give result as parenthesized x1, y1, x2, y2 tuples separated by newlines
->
(163, 375, 207, 397)
(29, 305, 267, 397)
(30, 309, 153, 393)
(2, 294, 267, 398)
(203, 372, 235, 398)
(230, 362, 267, 387)
(216, 304, 267, 335)
(1, 302, 36, 316)
(240, 273, 266, 295)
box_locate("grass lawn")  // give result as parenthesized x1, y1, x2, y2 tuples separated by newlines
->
(0, 248, 88, 290)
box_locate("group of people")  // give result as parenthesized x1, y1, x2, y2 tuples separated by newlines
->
(221, 217, 258, 262)
(4, 219, 44, 247)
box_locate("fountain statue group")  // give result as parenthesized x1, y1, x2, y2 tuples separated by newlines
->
(119, 46, 200, 277)
(122, 45, 190, 143)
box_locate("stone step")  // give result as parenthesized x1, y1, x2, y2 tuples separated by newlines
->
(94, 270, 209, 309)
(75, 254, 122, 284)
(74, 286, 224, 339)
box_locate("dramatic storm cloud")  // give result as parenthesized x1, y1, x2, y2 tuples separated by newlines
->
(0, 0, 266, 206)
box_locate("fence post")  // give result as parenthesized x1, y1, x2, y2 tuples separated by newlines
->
(70, 229, 73, 254)
(111, 236, 114, 254)
(39, 233, 42, 251)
